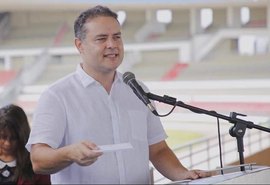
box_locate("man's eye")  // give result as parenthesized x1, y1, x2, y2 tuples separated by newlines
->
(115, 35, 121, 39)
(97, 38, 106, 41)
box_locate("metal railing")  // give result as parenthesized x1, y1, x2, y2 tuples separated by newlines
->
(153, 124, 270, 184)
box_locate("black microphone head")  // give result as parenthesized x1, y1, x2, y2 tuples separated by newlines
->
(123, 72, 135, 85)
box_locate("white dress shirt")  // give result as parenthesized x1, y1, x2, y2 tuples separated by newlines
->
(26, 64, 167, 184)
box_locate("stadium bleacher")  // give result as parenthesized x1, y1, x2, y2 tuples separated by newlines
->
(0, 3, 269, 110)
(0, 70, 17, 85)
(0, 0, 269, 121)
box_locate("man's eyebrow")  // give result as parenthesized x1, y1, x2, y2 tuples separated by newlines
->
(95, 32, 121, 38)
(95, 34, 108, 38)
(114, 32, 121, 36)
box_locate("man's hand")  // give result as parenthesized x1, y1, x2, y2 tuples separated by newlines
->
(68, 141, 103, 166)
(31, 141, 103, 174)
(184, 169, 216, 180)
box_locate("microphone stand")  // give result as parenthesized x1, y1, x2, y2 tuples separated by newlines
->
(147, 92, 270, 171)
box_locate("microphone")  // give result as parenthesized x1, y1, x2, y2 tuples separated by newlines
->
(123, 72, 158, 115)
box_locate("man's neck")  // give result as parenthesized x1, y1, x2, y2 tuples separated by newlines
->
(81, 64, 116, 93)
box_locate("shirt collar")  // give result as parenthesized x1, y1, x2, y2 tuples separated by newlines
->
(76, 64, 122, 88)
(114, 71, 122, 84)
(0, 160, 16, 168)
(76, 64, 95, 88)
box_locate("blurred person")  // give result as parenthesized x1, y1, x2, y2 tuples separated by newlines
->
(26, 5, 213, 184)
(0, 104, 51, 185)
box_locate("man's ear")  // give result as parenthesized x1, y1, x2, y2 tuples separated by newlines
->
(75, 38, 83, 54)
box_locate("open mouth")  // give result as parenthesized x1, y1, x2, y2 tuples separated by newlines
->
(104, 53, 118, 58)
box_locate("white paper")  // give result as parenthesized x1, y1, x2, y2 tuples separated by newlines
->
(97, 143, 133, 153)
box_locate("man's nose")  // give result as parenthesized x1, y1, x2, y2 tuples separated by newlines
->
(106, 38, 117, 48)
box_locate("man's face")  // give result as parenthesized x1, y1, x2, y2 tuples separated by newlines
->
(76, 16, 124, 76)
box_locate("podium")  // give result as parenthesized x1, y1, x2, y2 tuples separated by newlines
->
(168, 164, 270, 184)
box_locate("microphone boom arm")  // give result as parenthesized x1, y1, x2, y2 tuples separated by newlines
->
(147, 92, 270, 170)
(147, 92, 269, 132)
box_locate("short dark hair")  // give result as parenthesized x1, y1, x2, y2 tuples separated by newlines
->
(74, 5, 118, 40)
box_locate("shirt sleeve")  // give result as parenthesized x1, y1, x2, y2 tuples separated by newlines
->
(147, 108, 168, 146)
(26, 89, 67, 151)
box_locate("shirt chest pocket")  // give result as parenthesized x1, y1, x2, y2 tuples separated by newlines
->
(128, 110, 148, 141)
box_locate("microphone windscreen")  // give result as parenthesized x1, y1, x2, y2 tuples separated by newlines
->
(123, 72, 135, 84)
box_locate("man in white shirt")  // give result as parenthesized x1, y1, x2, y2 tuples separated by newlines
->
(26, 5, 212, 184)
